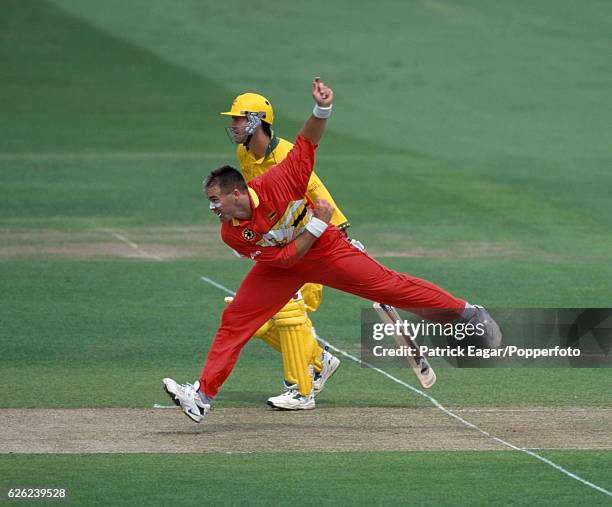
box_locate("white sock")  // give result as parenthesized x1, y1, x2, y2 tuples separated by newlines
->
(197, 389, 213, 406)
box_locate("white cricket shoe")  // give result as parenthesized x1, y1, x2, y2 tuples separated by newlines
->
(313, 348, 340, 396)
(267, 388, 315, 410)
(163, 378, 210, 423)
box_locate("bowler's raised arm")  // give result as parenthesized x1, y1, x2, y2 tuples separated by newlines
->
(299, 77, 333, 145)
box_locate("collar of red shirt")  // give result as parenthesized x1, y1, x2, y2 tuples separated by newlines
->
(231, 187, 260, 227)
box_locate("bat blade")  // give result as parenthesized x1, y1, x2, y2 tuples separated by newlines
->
(373, 303, 436, 389)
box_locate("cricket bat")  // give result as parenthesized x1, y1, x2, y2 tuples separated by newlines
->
(373, 303, 436, 389)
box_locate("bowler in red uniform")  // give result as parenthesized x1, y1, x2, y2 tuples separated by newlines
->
(163, 77, 501, 423)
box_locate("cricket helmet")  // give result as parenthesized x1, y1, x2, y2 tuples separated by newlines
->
(220, 92, 274, 125)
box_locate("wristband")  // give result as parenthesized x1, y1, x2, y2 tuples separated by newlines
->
(305, 217, 328, 238)
(313, 104, 333, 119)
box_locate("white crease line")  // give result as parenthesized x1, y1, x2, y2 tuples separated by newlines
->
(198, 275, 612, 498)
(111, 232, 163, 261)
(153, 404, 177, 409)
(200, 277, 236, 296)
(113, 233, 139, 250)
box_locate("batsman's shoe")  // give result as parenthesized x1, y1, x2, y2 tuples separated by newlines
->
(163, 378, 210, 423)
(267, 388, 315, 410)
(265, 380, 299, 404)
(467, 306, 503, 348)
(313, 349, 340, 396)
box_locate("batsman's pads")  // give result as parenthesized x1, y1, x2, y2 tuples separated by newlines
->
(299, 283, 323, 313)
(223, 297, 323, 388)
(224, 296, 282, 352)
(296, 283, 326, 373)
(274, 297, 321, 396)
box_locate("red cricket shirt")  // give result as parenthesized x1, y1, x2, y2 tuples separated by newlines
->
(221, 134, 320, 268)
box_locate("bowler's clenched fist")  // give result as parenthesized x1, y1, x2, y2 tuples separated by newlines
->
(312, 77, 333, 107)
(313, 198, 334, 223)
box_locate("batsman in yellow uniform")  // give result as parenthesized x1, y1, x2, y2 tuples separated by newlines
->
(220, 92, 347, 410)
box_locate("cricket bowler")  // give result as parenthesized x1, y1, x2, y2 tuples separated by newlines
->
(219, 91, 351, 409)
(163, 77, 502, 423)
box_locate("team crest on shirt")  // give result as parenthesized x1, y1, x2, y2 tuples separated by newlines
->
(242, 228, 255, 241)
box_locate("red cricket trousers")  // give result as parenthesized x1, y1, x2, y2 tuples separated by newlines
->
(199, 228, 465, 397)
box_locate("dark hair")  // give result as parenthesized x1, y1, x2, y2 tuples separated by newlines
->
(204, 165, 247, 194)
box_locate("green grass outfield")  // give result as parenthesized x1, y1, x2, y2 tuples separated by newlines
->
(1, 0, 611, 505)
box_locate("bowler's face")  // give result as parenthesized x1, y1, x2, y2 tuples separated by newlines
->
(206, 185, 236, 223)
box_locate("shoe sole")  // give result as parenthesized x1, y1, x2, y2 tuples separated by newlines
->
(163, 383, 202, 423)
(313, 359, 340, 397)
(267, 400, 315, 410)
